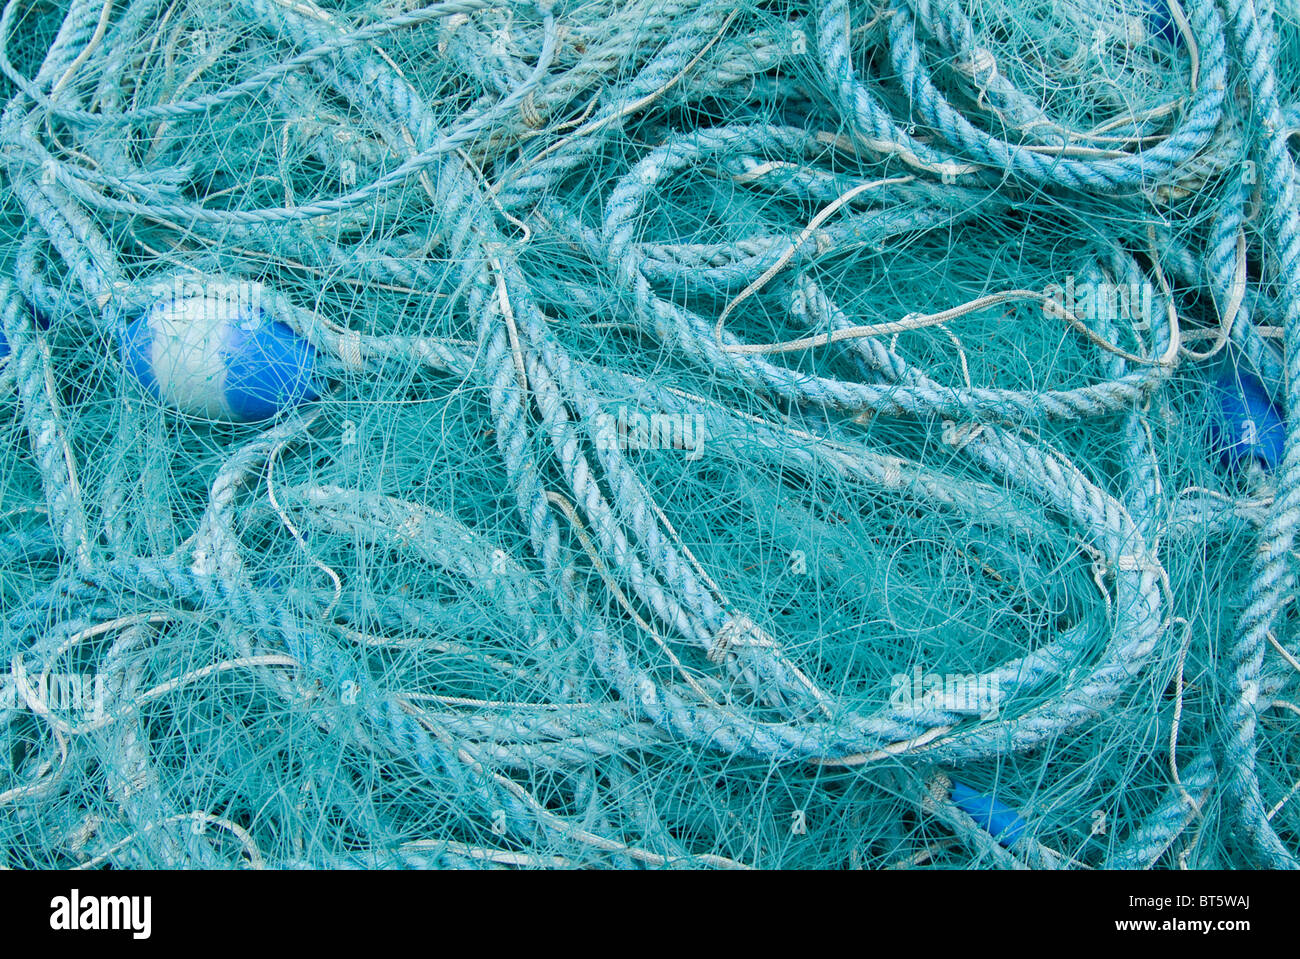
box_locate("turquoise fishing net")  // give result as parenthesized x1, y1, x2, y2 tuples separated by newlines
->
(0, 0, 1298, 869)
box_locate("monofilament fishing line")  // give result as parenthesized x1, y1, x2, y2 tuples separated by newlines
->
(0, 0, 1297, 869)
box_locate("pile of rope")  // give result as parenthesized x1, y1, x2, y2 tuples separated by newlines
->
(0, 0, 1297, 868)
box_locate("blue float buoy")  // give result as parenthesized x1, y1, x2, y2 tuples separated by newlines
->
(1207, 368, 1285, 471)
(123, 279, 318, 421)
(1142, 0, 1181, 46)
(950, 781, 1028, 847)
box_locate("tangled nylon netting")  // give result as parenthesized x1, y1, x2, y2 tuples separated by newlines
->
(1, 0, 1299, 870)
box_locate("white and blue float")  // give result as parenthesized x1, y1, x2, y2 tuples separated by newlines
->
(122, 277, 318, 421)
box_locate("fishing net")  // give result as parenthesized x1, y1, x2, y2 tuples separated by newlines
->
(0, 0, 1297, 869)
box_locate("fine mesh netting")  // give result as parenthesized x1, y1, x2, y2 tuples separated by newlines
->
(0, 0, 1298, 869)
